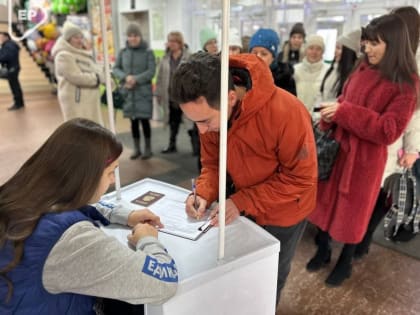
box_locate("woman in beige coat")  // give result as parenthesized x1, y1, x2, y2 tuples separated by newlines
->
(354, 6, 420, 256)
(52, 22, 104, 125)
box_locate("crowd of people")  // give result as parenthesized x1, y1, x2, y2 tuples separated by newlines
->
(1, 5, 420, 314)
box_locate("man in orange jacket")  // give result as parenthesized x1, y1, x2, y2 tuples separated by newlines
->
(170, 52, 317, 304)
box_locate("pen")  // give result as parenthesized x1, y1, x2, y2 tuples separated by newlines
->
(191, 178, 197, 211)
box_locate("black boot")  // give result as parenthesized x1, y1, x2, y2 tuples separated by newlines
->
(130, 138, 141, 160)
(142, 137, 152, 160)
(161, 123, 178, 153)
(306, 230, 331, 272)
(161, 140, 177, 153)
(354, 189, 388, 259)
(8, 103, 24, 111)
(325, 244, 355, 287)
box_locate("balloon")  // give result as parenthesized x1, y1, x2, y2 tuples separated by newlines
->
(35, 37, 47, 50)
(40, 23, 57, 40)
(44, 40, 56, 53)
(51, 2, 58, 14)
(26, 39, 37, 52)
(58, 3, 70, 14)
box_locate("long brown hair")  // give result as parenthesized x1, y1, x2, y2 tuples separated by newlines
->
(0, 118, 122, 301)
(391, 6, 420, 54)
(363, 14, 418, 87)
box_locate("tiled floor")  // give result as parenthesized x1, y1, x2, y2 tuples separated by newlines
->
(1, 40, 420, 315)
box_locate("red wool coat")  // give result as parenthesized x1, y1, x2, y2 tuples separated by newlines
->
(309, 62, 418, 243)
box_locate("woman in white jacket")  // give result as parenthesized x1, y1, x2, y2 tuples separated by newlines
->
(294, 34, 329, 112)
(52, 22, 105, 125)
(355, 6, 420, 256)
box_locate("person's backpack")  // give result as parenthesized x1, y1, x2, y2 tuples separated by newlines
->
(383, 162, 420, 242)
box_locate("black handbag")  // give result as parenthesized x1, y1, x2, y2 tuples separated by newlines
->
(314, 124, 340, 180)
(101, 75, 125, 110)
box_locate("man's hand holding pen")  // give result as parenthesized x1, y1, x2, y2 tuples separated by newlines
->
(185, 195, 240, 226)
(185, 194, 208, 220)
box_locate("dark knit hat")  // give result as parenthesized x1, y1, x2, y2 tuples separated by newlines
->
(126, 23, 142, 37)
(249, 28, 280, 58)
(289, 23, 306, 39)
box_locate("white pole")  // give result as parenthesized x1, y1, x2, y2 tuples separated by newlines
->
(218, 0, 230, 261)
(99, 0, 121, 200)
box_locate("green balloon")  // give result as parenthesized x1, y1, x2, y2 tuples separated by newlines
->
(58, 3, 70, 14)
(51, 2, 58, 14)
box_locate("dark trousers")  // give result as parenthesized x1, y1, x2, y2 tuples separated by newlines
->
(8, 70, 24, 106)
(131, 118, 151, 139)
(265, 219, 307, 304)
(102, 298, 144, 315)
(168, 104, 183, 141)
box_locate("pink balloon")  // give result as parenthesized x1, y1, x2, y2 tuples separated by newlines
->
(44, 40, 56, 53)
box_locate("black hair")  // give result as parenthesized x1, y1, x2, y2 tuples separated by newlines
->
(170, 52, 234, 109)
(0, 32, 11, 40)
(320, 46, 358, 97)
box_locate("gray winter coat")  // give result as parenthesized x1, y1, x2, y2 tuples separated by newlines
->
(113, 41, 156, 119)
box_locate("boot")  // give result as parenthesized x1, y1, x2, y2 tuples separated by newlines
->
(142, 137, 152, 160)
(8, 103, 24, 111)
(161, 140, 177, 153)
(306, 230, 331, 272)
(325, 244, 355, 287)
(161, 124, 178, 153)
(354, 189, 388, 259)
(130, 138, 141, 160)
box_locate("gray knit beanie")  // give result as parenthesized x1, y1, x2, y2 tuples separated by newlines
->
(337, 29, 361, 55)
(126, 23, 142, 37)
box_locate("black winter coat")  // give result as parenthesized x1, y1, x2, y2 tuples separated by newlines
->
(270, 61, 296, 96)
(0, 39, 20, 70)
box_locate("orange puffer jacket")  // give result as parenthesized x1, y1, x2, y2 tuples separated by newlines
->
(196, 54, 317, 227)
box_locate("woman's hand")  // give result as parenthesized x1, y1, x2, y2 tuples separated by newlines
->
(398, 152, 419, 168)
(320, 102, 340, 123)
(185, 194, 207, 220)
(127, 209, 163, 228)
(127, 223, 158, 246)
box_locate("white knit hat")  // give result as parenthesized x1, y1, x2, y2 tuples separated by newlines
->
(337, 29, 361, 55)
(62, 21, 83, 41)
(305, 34, 325, 52)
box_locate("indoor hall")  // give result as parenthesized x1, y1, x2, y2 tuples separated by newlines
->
(1, 28, 419, 315)
(1, 0, 420, 314)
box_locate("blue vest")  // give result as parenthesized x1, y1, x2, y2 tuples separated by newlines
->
(0, 206, 110, 315)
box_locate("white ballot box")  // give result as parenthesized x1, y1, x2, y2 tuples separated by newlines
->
(101, 178, 280, 315)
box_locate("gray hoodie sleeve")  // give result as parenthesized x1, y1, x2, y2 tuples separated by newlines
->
(94, 200, 133, 226)
(42, 221, 178, 305)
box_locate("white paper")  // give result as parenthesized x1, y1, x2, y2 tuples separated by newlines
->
(150, 198, 210, 240)
(101, 180, 212, 241)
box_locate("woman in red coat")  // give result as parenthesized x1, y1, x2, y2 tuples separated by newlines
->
(307, 14, 419, 286)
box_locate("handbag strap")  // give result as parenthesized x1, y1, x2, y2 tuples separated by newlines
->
(394, 169, 408, 235)
(404, 168, 420, 233)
